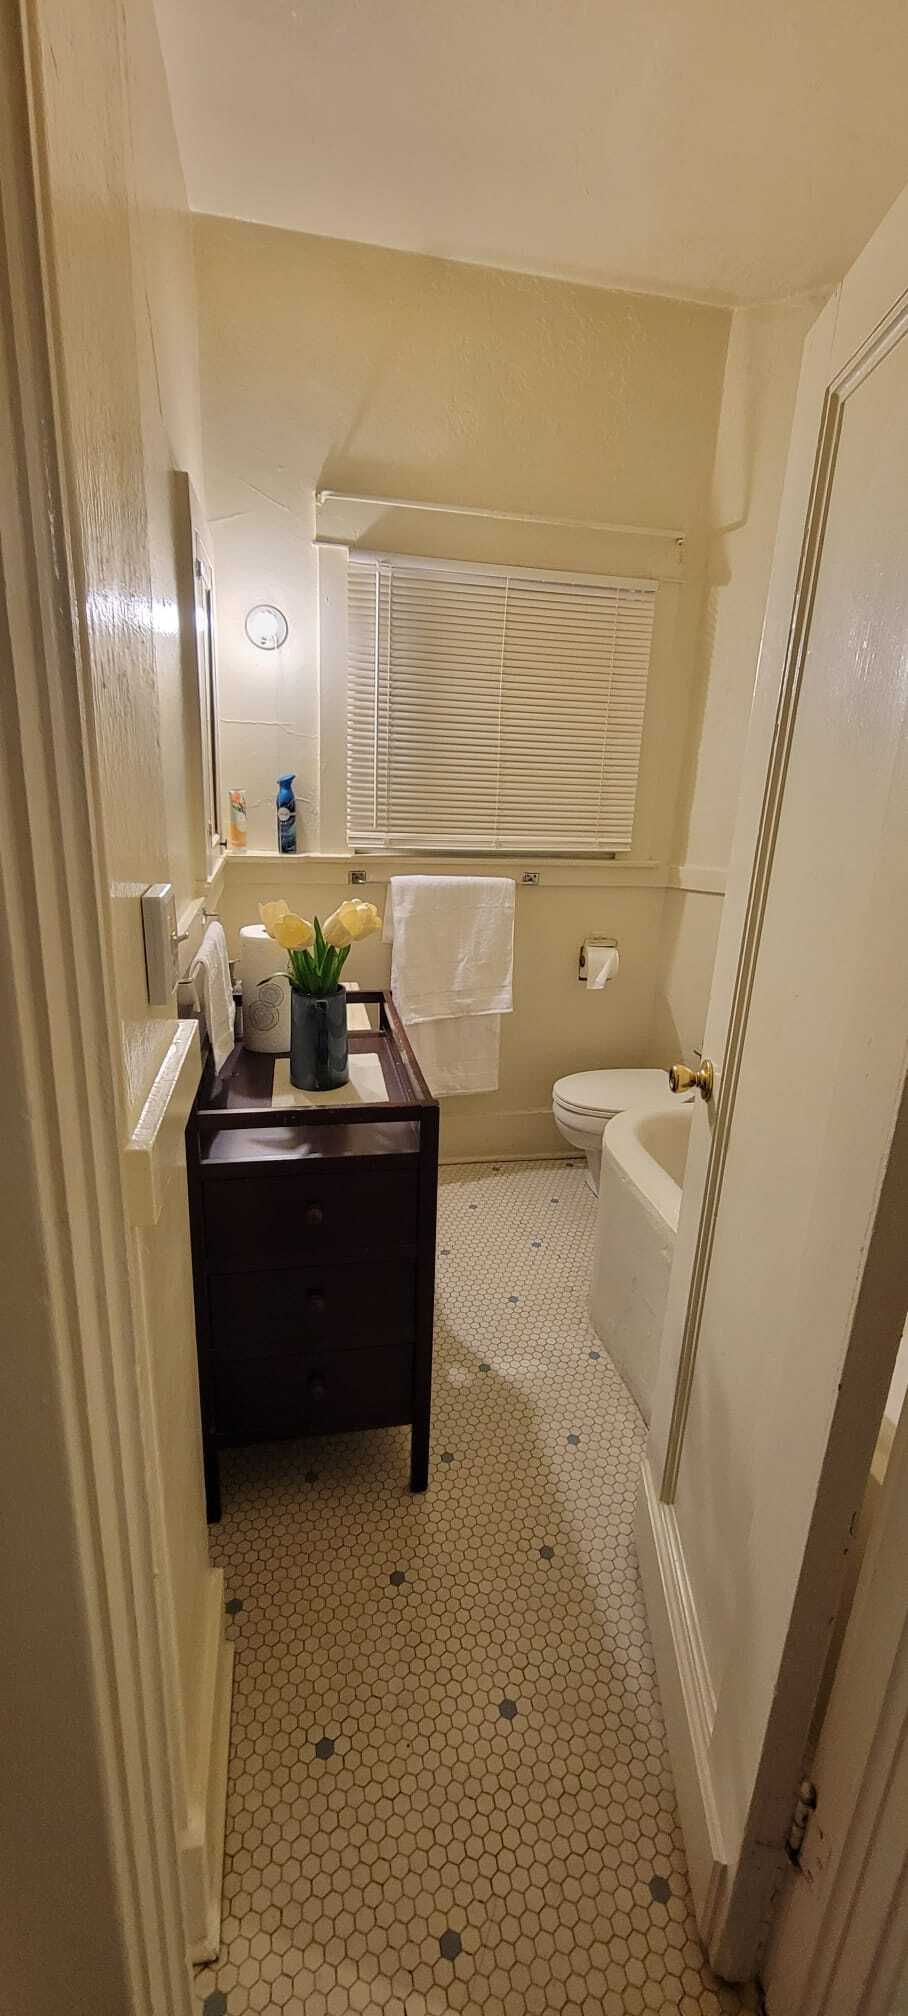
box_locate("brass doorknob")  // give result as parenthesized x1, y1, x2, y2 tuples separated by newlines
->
(669, 1058, 714, 1101)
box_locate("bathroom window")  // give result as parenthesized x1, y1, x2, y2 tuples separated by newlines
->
(346, 554, 657, 852)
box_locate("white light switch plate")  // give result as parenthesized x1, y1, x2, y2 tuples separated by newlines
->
(141, 882, 179, 1004)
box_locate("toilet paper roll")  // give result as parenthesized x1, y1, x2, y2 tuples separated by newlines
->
(586, 944, 620, 989)
(239, 923, 291, 1052)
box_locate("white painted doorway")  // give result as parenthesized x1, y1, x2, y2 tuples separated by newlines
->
(637, 178, 908, 1981)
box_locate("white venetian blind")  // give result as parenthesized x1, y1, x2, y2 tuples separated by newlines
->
(346, 554, 657, 852)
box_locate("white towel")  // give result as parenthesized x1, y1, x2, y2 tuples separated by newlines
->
(190, 921, 235, 1073)
(383, 876, 515, 1097)
(406, 1013, 502, 1098)
(383, 876, 514, 1022)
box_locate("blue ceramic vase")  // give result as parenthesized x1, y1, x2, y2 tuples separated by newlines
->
(289, 989, 348, 1091)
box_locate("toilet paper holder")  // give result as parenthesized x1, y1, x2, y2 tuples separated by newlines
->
(578, 937, 617, 983)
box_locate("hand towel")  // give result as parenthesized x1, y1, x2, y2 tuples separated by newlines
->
(383, 876, 515, 1097)
(406, 1012, 502, 1098)
(190, 920, 235, 1073)
(382, 876, 514, 1023)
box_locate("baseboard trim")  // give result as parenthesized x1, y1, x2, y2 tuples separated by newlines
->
(440, 1146, 576, 1167)
(636, 1454, 727, 1941)
(180, 1567, 234, 1963)
(438, 1105, 565, 1163)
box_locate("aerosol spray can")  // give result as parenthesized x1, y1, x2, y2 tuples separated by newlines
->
(276, 773, 297, 853)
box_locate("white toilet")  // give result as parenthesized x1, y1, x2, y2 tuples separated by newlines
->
(552, 1067, 670, 1192)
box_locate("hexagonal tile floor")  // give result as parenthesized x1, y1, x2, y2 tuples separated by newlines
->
(194, 1160, 756, 2016)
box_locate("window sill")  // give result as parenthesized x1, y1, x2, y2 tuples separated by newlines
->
(224, 848, 655, 865)
(220, 852, 726, 894)
(224, 851, 667, 888)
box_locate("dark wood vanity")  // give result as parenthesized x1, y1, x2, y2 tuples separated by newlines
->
(186, 992, 439, 1520)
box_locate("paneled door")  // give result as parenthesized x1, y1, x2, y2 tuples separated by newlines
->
(637, 181, 908, 1980)
(761, 1390, 908, 2015)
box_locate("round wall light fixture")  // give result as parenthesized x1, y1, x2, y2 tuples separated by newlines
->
(245, 603, 288, 651)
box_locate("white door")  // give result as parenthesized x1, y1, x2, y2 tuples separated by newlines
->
(762, 1391, 908, 2015)
(637, 179, 908, 1981)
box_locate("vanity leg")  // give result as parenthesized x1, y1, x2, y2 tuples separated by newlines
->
(409, 1101, 439, 1495)
(410, 1417, 430, 1493)
(204, 1441, 222, 1524)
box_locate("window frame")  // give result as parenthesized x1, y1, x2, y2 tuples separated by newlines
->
(175, 472, 223, 882)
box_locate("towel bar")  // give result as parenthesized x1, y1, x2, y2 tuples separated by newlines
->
(347, 867, 540, 886)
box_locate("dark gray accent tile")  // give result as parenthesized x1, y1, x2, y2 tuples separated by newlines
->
(649, 1874, 671, 1903)
(531, 1239, 542, 1249)
(314, 1736, 335, 1760)
(440, 1452, 455, 1464)
(203, 1994, 228, 2016)
(507, 1295, 519, 1305)
(479, 1362, 491, 1373)
(539, 1545, 555, 1561)
(567, 1433, 580, 1446)
(389, 1570, 407, 1587)
(439, 1928, 462, 1961)
(498, 1697, 518, 1721)
(589, 1350, 601, 1361)
(303, 1469, 319, 1484)
(224, 1597, 243, 1616)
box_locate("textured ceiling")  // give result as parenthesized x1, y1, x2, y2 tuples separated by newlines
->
(155, 0, 908, 304)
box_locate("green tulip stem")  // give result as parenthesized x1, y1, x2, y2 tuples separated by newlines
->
(284, 923, 352, 996)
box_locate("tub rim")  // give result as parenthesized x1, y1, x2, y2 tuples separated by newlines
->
(601, 1094, 693, 1236)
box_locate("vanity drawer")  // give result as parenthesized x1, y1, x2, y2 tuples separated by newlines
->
(215, 1342, 413, 1442)
(201, 1161, 418, 1269)
(208, 1261, 416, 1358)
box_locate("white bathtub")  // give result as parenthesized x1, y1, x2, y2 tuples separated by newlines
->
(589, 1097, 693, 1422)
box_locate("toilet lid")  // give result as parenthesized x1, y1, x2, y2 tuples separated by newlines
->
(553, 1067, 669, 1119)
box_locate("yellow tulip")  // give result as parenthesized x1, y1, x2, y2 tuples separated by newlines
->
(322, 899, 383, 947)
(258, 899, 290, 935)
(271, 912, 315, 951)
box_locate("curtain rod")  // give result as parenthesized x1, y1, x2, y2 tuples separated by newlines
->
(315, 489, 686, 544)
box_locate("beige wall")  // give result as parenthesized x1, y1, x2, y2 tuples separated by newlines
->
(650, 883, 724, 1067)
(197, 222, 735, 1149)
(196, 223, 822, 1143)
(652, 295, 826, 1063)
(219, 854, 667, 1158)
(678, 296, 827, 873)
(28, 0, 223, 1961)
(194, 216, 731, 858)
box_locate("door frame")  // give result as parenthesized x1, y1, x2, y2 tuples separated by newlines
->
(0, 3, 193, 2006)
(639, 186, 908, 1980)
